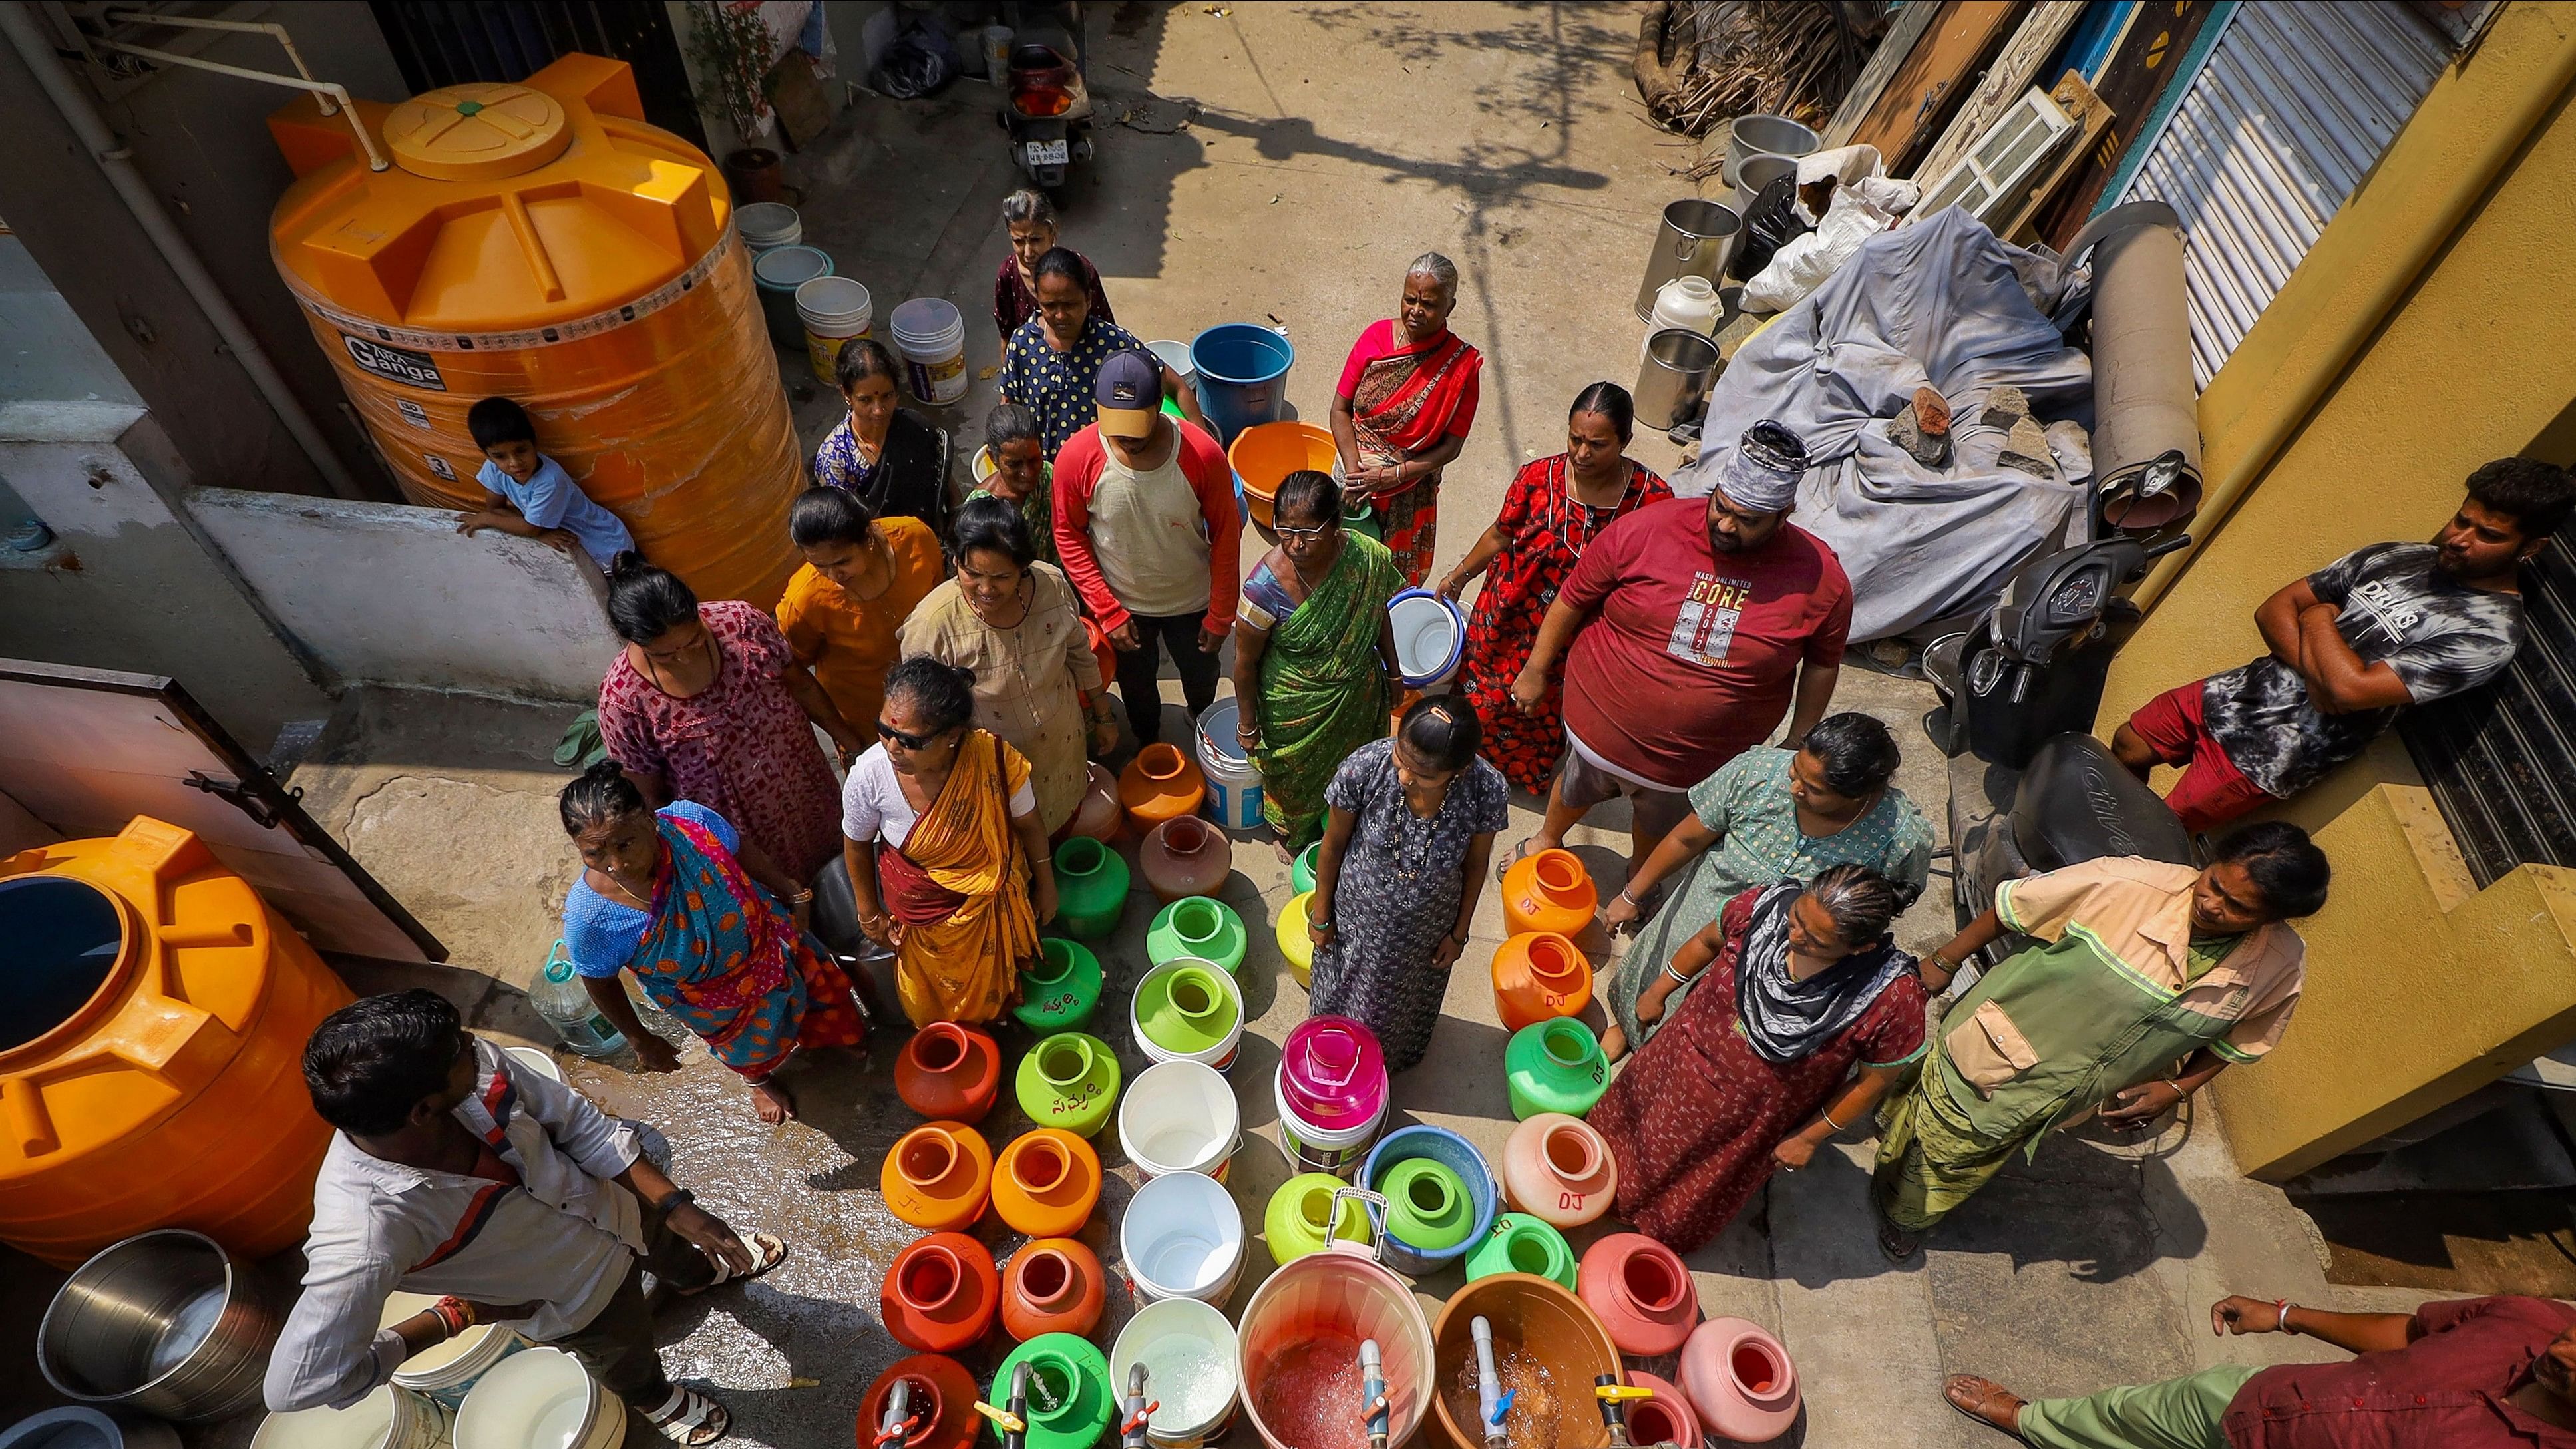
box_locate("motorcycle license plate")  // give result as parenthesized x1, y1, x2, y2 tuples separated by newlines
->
(1025, 138, 1070, 166)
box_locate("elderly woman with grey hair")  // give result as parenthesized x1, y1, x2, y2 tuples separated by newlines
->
(1588, 862, 1927, 1252)
(1329, 250, 1485, 585)
(992, 188, 1113, 341)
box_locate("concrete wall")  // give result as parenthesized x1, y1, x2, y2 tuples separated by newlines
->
(188, 491, 619, 704)
(2098, 1, 2576, 1179)
(0, 3, 404, 500)
(0, 401, 330, 753)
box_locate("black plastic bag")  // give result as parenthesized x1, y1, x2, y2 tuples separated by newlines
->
(871, 23, 962, 99)
(1730, 173, 1813, 282)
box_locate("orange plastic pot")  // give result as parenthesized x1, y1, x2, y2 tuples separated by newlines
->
(860, 1353, 982, 1449)
(1083, 619, 1117, 709)
(1501, 848, 1598, 938)
(880, 1233, 1000, 1354)
(1000, 1238, 1106, 1342)
(881, 1122, 993, 1231)
(1489, 931, 1593, 1032)
(1430, 1273, 1623, 1449)
(1119, 744, 1206, 835)
(894, 1022, 1000, 1125)
(992, 1128, 1102, 1239)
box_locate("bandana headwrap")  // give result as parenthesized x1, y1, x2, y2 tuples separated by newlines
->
(1718, 420, 1809, 513)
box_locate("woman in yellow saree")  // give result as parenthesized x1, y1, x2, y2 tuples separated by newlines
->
(840, 656, 1056, 1026)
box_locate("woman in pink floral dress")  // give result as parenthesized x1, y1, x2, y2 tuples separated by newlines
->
(596, 558, 863, 883)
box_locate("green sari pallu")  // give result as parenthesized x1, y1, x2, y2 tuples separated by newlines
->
(1873, 931, 2250, 1234)
(1255, 533, 1401, 848)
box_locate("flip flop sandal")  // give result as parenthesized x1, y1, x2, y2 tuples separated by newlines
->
(1494, 836, 1542, 884)
(1876, 1217, 1922, 1264)
(680, 1230, 787, 1296)
(1940, 1376, 2030, 1442)
(646, 1387, 731, 1446)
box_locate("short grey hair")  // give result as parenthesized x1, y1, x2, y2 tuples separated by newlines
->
(1803, 863, 1901, 948)
(1001, 189, 1059, 229)
(1406, 250, 1459, 295)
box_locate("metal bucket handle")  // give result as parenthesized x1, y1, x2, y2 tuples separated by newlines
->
(1324, 1185, 1395, 1265)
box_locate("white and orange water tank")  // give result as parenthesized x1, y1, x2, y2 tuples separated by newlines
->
(0, 817, 355, 1267)
(266, 55, 803, 608)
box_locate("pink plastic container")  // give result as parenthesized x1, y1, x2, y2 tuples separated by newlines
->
(1626, 1370, 1702, 1449)
(1237, 1224, 1433, 1449)
(1278, 1016, 1387, 1130)
(1578, 1232, 1700, 1358)
(1680, 1316, 1800, 1442)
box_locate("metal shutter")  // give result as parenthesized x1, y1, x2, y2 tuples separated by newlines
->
(2111, 1, 2450, 385)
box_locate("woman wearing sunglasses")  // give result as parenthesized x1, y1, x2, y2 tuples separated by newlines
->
(1230, 469, 1404, 854)
(838, 656, 1056, 1027)
(897, 497, 1116, 835)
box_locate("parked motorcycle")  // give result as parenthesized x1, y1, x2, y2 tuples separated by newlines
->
(1922, 473, 2196, 970)
(1000, 12, 1093, 190)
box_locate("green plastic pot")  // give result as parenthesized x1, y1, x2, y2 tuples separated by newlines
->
(1465, 1211, 1578, 1290)
(1146, 895, 1248, 975)
(1133, 962, 1239, 1058)
(1263, 1172, 1373, 1266)
(1015, 938, 1103, 1034)
(1015, 1031, 1121, 1138)
(1053, 835, 1129, 939)
(991, 1332, 1113, 1449)
(1505, 1017, 1608, 1120)
(1381, 1156, 1475, 1254)
(1290, 842, 1320, 897)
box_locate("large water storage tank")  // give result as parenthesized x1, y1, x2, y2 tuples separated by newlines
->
(0, 817, 355, 1267)
(266, 55, 802, 608)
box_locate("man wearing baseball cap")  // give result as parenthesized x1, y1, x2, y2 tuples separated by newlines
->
(1053, 350, 1240, 749)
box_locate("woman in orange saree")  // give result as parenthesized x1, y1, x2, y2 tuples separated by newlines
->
(1330, 252, 1485, 586)
(840, 658, 1055, 1026)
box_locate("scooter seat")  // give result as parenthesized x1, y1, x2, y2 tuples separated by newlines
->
(2009, 734, 2194, 874)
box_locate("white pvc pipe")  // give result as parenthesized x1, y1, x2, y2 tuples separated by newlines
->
(100, 9, 335, 112)
(94, 39, 386, 170)
(0, 3, 367, 501)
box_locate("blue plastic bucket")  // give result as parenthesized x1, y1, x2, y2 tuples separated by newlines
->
(1190, 324, 1296, 445)
(753, 244, 832, 349)
(1388, 588, 1467, 691)
(1360, 1124, 1497, 1277)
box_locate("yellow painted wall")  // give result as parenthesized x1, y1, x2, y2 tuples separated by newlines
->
(2098, 2, 2576, 1179)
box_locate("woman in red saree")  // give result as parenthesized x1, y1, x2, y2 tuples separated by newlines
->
(1330, 252, 1485, 586)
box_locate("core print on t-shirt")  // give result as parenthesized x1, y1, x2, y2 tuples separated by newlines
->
(1667, 572, 1753, 667)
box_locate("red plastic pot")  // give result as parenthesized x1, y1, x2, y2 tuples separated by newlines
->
(858, 1353, 981, 1449)
(1577, 1232, 1699, 1357)
(880, 1232, 1000, 1354)
(999, 1237, 1106, 1342)
(1680, 1315, 1800, 1443)
(1625, 1369, 1702, 1449)
(894, 1022, 1001, 1124)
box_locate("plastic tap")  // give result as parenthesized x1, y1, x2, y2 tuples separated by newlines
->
(873, 1378, 916, 1448)
(1594, 1377, 1664, 1447)
(1360, 1338, 1391, 1449)
(1470, 1315, 1510, 1446)
(1118, 1362, 1156, 1448)
(972, 1362, 1033, 1449)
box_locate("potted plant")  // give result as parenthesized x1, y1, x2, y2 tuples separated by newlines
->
(684, 0, 785, 201)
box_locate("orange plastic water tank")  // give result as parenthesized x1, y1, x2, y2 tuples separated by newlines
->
(0, 817, 355, 1267)
(265, 55, 803, 608)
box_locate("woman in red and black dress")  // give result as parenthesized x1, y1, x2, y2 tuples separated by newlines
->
(1439, 382, 1671, 793)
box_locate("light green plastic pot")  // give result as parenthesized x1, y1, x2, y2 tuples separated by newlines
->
(1505, 1017, 1608, 1120)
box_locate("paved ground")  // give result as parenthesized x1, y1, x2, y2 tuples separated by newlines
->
(1, 6, 2427, 1448)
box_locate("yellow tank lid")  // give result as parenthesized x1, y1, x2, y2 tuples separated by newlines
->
(383, 83, 571, 180)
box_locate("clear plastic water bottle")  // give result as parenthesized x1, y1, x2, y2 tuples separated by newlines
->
(530, 943, 626, 1059)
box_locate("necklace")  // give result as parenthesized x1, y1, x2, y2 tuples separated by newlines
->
(640, 632, 719, 697)
(1390, 781, 1449, 882)
(971, 574, 1035, 630)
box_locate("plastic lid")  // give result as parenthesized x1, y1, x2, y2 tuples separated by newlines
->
(384, 83, 572, 181)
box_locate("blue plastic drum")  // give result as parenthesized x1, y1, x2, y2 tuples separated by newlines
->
(1190, 324, 1296, 445)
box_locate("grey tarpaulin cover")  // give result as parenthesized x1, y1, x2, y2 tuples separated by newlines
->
(1670, 207, 2095, 642)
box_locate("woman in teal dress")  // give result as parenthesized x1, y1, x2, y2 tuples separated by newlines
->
(1599, 712, 1933, 1061)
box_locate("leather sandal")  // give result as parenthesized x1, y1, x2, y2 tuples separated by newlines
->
(680, 1231, 786, 1296)
(645, 1386, 730, 1446)
(1942, 1376, 2028, 1440)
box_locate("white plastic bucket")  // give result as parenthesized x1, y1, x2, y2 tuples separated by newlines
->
(381, 1293, 529, 1410)
(797, 276, 874, 385)
(1147, 339, 1196, 390)
(1119, 1059, 1242, 1183)
(1389, 589, 1466, 690)
(1121, 1170, 1244, 1306)
(735, 202, 803, 252)
(1193, 698, 1264, 831)
(1110, 1297, 1241, 1447)
(980, 25, 1013, 83)
(453, 1350, 622, 1449)
(500, 1046, 562, 1084)
(251, 1387, 453, 1449)
(1129, 958, 1246, 1075)
(1273, 1071, 1389, 1179)
(888, 297, 970, 406)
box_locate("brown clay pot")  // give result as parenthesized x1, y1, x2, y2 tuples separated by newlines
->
(1141, 816, 1232, 903)
(723, 146, 787, 203)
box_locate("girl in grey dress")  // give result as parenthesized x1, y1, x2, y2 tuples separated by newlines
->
(1306, 697, 1511, 1070)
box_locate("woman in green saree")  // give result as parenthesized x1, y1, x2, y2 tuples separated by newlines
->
(1231, 469, 1404, 853)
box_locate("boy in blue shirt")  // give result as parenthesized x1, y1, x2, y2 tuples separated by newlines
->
(457, 397, 637, 574)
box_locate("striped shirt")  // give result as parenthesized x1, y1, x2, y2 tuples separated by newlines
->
(264, 1039, 642, 1412)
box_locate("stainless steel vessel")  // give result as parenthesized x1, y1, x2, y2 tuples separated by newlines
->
(37, 1230, 280, 1422)
(1632, 200, 1742, 322)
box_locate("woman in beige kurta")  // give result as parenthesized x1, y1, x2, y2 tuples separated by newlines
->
(897, 496, 1114, 834)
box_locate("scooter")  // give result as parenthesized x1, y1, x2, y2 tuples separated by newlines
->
(1000, 7, 1094, 190)
(1921, 496, 2196, 967)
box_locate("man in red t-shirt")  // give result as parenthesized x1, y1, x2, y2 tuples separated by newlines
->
(1946, 1292, 2576, 1447)
(1509, 421, 1851, 877)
